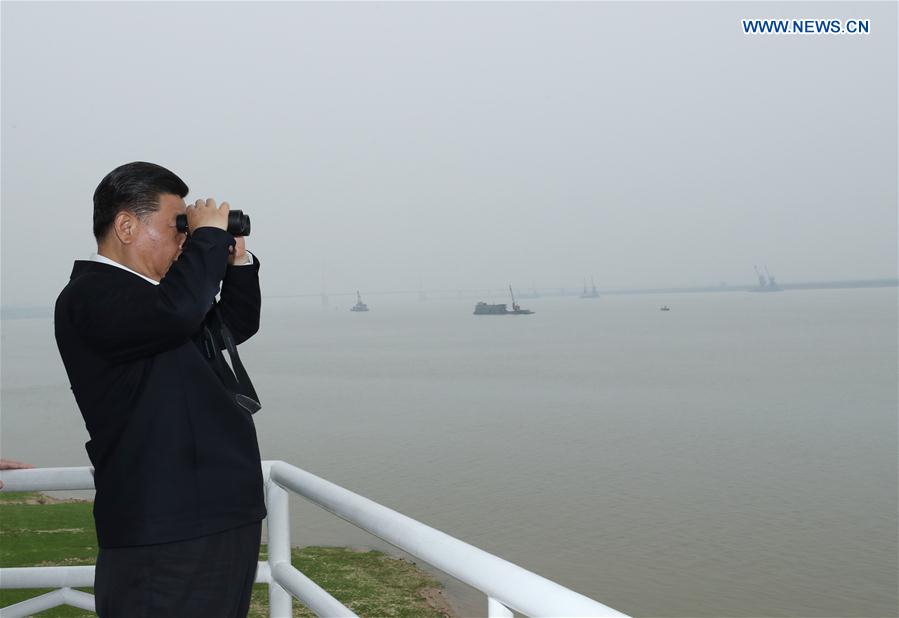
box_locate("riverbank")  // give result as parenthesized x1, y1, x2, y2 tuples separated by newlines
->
(0, 492, 457, 617)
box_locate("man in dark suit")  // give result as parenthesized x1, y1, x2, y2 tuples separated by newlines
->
(54, 162, 266, 617)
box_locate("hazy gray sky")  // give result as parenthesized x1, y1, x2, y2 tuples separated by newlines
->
(2, 1, 896, 305)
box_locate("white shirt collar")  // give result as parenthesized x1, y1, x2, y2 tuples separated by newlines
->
(89, 253, 159, 286)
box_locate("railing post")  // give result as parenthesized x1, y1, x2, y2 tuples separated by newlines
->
(266, 476, 293, 618)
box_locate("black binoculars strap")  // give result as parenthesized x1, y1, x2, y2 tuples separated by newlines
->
(202, 308, 261, 415)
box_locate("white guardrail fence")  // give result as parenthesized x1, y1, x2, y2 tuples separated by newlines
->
(0, 462, 629, 617)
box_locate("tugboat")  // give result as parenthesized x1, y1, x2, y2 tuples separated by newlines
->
(660, 305, 670, 311)
(474, 285, 534, 315)
(350, 291, 369, 312)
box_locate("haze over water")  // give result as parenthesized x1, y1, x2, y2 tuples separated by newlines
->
(2, 287, 896, 617)
(2, 1, 897, 615)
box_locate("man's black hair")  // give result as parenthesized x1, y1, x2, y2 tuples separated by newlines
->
(93, 162, 189, 242)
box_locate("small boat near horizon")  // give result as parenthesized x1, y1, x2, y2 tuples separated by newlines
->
(350, 291, 369, 312)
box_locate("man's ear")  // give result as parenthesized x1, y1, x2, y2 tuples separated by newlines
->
(112, 211, 137, 244)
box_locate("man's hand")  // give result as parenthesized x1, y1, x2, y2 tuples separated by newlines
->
(187, 198, 229, 232)
(229, 236, 250, 265)
(0, 459, 34, 489)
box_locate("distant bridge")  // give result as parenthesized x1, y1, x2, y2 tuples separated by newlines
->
(266, 278, 899, 303)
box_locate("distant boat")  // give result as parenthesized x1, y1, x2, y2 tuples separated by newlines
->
(660, 305, 670, 311)
(580, 276, 600, 298)
(350, 291, 369, 312)
(474, 285, 534, 315)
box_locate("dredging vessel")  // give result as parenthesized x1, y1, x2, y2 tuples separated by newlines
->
(474, 285, 534, 315)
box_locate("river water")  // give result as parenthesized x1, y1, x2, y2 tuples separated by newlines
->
(2, 287, 897, 617)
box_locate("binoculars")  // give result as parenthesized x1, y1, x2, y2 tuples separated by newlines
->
(175, 210, 252, 237)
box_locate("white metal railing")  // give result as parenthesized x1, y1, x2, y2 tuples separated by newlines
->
(0, 463, 629, 617)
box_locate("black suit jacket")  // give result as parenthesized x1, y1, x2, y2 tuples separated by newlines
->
(54, 227, 266, 548)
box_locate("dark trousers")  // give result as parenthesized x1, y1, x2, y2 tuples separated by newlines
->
(94, 521, 262, 618)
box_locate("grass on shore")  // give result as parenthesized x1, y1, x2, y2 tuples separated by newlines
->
(0, 492, 453, 618)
